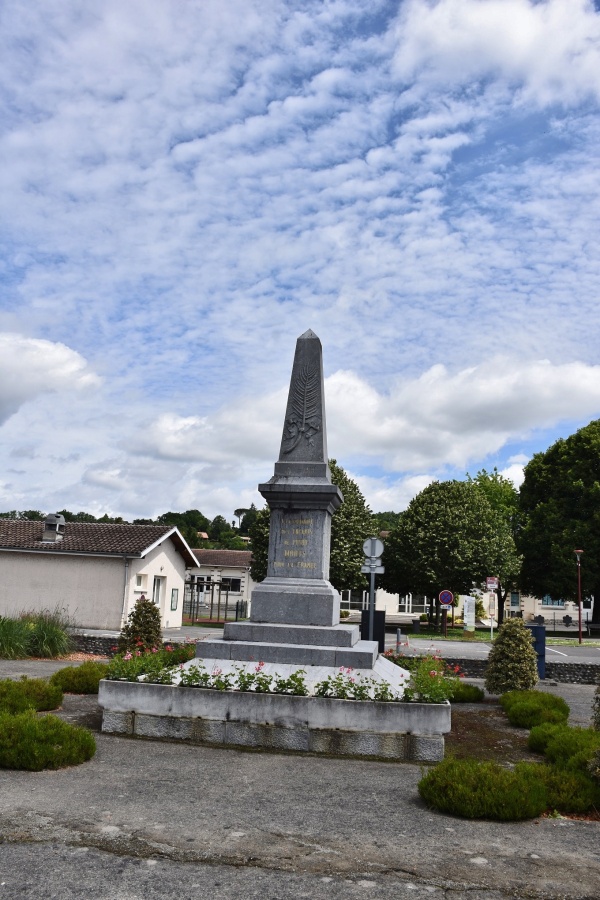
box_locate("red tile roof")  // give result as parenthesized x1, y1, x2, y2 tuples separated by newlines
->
(0, 519, 194, 560)
(192, 549, 252, 569)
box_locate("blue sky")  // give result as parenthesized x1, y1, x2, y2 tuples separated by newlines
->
(2, 0, 600, 521)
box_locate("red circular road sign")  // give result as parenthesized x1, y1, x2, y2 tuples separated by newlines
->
(439, 590, 454, 606)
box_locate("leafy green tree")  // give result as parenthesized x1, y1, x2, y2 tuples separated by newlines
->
(208, 515, 231, 541)
(371, 511, 402, 533)
(467, 468, 522, 625)
(156, 510, 210, 547)
(248, 507, 270, 582)
(234, 507, 249, 528)
(240, 504, 259, 535)
(57, 510, 98, 522)
(519, 419, 600, 624)
(328, 459, 372, 591)
(248, 461, 372, 591)
(381, 480, 520, 626)
(0, 510, 45, 520)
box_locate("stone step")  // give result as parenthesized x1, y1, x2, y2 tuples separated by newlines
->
(195, 638, 378, 669)
(223, 621, 360, 648)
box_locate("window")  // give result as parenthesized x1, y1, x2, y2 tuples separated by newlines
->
(220, 577, 241, 593)
(170, 588, 179, 611)
(510, 592, 520, 608)
(541, 594, 564, 607)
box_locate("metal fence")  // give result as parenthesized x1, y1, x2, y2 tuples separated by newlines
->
(183, 581, 248, 623)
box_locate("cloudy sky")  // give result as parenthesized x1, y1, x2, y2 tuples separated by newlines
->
(2, 0, 600, 522)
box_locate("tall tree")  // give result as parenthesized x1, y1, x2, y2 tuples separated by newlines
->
(381, 480, 520, 625)
(248, 460, 372, 591)
(519, 419, 600, 624)
(467, 468, 522, 625)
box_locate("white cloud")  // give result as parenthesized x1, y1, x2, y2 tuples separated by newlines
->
(393, 0, 600, 107)
(0, 333, 100, 425)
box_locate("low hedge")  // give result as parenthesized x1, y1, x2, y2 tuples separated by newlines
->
(50, 661, 110, 694)
(449, 682, 484, 703)
(0, 677, 63, 714)
(0, 711, 96, 770)
(418, 758, 547, 820)
(500, 690, 569, 728)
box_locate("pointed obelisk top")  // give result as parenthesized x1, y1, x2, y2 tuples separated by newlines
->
(271, 330, 330, 481)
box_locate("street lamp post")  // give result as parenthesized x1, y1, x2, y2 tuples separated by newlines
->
(574, 549, 584, 645)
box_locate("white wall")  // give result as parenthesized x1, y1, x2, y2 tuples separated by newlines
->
(0, 550, 126, 629)
(125, 539, 186, 629)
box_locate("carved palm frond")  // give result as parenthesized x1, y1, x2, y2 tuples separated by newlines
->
(291, 367, 319, 428)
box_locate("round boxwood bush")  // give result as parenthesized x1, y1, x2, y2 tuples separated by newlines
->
(500, 690, 569, 728)
(540, 765, 600, 814)
(50, 661, 109, 694)
(0, 677, 62, 714)
(449, 682, 484, 703)
(0, 711, 96, 770)
(484, 619, 538, 694)
(543, 727, 600, 772)
(418, 758, 547, 820)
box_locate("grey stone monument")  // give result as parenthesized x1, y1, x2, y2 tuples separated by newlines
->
(196, 329, 379, 669)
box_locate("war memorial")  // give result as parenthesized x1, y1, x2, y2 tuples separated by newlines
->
(99, 331, 450, 760)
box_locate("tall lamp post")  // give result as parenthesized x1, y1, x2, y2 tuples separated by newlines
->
(574, 549, 584, 645)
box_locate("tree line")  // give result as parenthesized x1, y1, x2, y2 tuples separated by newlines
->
(249, 419, 600, 628)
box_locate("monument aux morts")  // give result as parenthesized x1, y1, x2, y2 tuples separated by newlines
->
(196, 329, 380, 668)
(99, 331, 449, 761)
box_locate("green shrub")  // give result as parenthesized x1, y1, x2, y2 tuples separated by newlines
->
(592, 679, 600, 732)
(502, 692, 569, 729)
(50, 661, 110, 694)
(539, 765, 600, 814)
(543, 727, 600, 772)
(20, 609, 73, 658)
(528, 722, 569, 754)
(418, 758, 547, 820)
(118, 594, 162, 653)
(107, 644, 195, 681)
(0, 677, 63, 714)
(588, 748, 600, 784)
(449, 682, 485, 703)
(0, 711, 95, 770)
(0, 617, 30, 658)
(484, 619, 538, 694)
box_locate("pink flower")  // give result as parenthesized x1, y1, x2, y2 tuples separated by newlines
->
(123, 652, 132, 660)
(151, 647, 159, 653)
(212, 667, 222, 676)
(429, 670, 438, 677)
(255, 661, 265, 672)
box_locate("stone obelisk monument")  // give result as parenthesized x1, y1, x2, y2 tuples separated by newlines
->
(251, 328, 342, 627)
(196, 329, 378, 668)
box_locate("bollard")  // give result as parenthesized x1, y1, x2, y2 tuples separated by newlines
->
(396, 628, 402, 653)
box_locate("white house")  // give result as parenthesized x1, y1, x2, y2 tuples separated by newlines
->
(187, 549, 254, 618)
(0, 514, 197, 630)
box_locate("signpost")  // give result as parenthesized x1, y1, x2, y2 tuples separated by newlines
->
(361, 537, 385, 642)
(463, 596, 476, 633)
(439, 590, 453, 637)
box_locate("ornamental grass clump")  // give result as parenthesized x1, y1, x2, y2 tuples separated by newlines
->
(0, 617, 30, 659)
(484, 618, 538, 694)
(117, 594, 162, 653)
(418, 758, 547, 820)
(500, 690, 569, 728)
(0, 711, 96, 770)
(0, 677, 62, 714)
(20, 608, 73, 658)
(49, 661, 110, 694)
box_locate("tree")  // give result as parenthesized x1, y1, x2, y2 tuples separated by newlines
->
(234, 507, 249, 529)
(249, 507, 270, 582)
(0, 510, 45, 520)
(248, 460, 372, 591)
(467, 468, 522, 625)
(328, 459, 373, 591)
(381, 480, 520, 626)
(484, 618, 538, 694)
(156, 510, 210, 547)
(519, 419, 600, 624)
(371, 511, 402, 533)
(240, 504, 259, 535)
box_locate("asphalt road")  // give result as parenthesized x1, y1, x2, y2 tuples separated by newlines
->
(386, 636, 600, 665)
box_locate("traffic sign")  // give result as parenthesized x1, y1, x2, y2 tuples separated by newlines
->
(439, 590, 454, 606)
(361, 564, 384, 574)
(363, 537, 384, 559)
(486, 576, 499, 591)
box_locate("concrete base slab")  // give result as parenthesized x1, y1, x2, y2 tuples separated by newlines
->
(223, 621, 360, 648)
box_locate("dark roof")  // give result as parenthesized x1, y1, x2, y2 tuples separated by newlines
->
(193, 549, 252, 569)
(0, 519, 196, 563)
